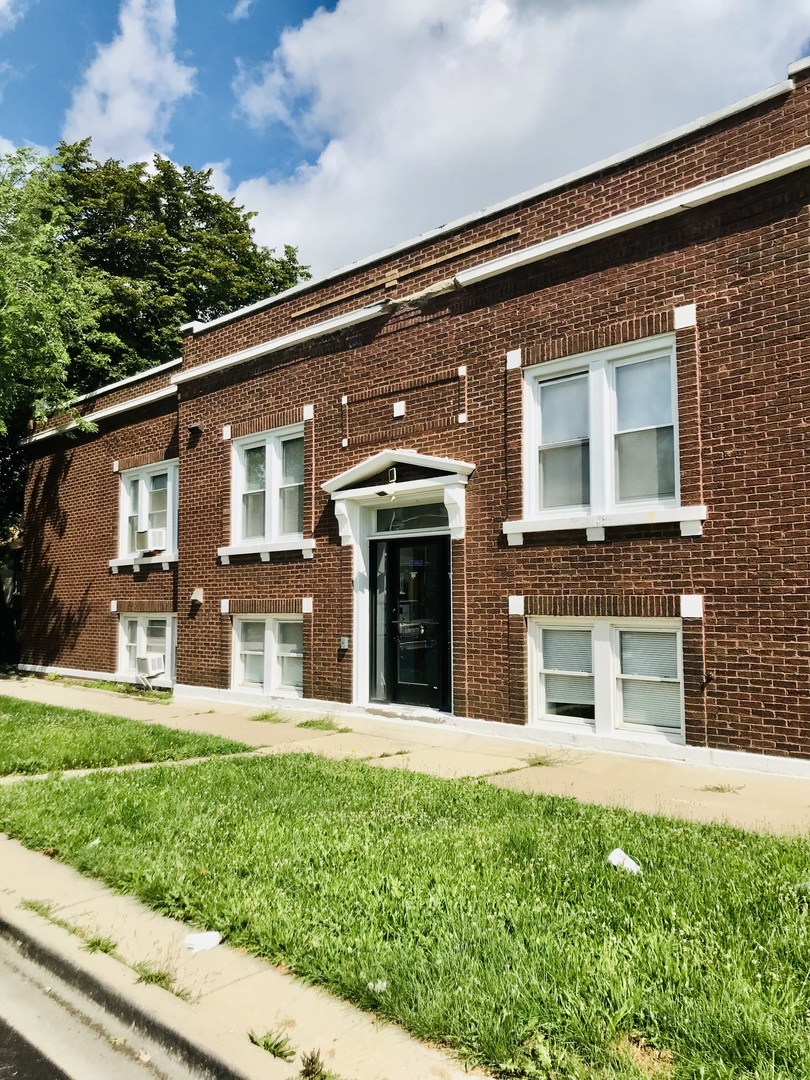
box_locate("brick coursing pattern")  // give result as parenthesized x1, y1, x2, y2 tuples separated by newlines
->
(21, 72, 810, 759)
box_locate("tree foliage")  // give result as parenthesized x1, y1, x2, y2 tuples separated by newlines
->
(55, 140, 309, 392)
(0, 140, 309, 530)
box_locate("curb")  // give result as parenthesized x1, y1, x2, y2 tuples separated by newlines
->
(0, 908, 255, 1080)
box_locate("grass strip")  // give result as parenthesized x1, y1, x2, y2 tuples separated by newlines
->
(0, 695, 248, 775)
(0, 754, 809, 1078)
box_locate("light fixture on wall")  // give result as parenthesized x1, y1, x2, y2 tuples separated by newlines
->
(190, 588, 204, 607)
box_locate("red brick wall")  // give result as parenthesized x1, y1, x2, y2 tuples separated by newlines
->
(21, 74, 810, 759)
(22, 402, 178, 673)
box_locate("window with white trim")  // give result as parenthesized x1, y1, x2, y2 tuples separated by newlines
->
(525, 335, 679, 520)
(232, 616, 304, 695)
(118, 461, 178, 559)
(530, 618, 683, 737)
(117, 614, 176, 684)
(232, 426, 304, 544)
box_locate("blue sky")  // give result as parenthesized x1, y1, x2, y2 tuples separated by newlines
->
(1, 0, 809, 278)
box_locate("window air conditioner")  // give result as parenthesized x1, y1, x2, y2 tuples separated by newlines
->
(135, 528, 167, 552)
(137, 655, 165, 677)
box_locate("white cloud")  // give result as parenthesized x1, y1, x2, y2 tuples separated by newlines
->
(228, 0, 810, 277)
(0, 0, 34, 35)
(62, 0, 195, 162)
(229, 0, 256, 21)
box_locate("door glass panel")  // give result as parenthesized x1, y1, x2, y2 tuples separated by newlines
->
(395, 543, 440, 699)
(370, 543, 388, 701)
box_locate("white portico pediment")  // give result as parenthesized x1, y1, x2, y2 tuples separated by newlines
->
(322, 449, 475, 542)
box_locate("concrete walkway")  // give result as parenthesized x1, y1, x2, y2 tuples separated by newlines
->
(3, 674, 810, 834)
(1, 675, 810, 1080)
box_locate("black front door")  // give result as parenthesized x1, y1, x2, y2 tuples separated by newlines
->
(370, 536, 451, 711)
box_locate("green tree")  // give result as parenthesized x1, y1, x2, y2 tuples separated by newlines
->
(0, 142, 309, 658)
(55, 140, 309, 391)
(0, 146, 110, 435)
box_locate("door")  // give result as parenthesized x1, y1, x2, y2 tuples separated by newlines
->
(370, 536, 451, 711)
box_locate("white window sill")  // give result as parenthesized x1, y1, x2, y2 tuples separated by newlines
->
(218, 539, 316, 564)
(109, 553, 178, 573)
(503, 505, 706, 544)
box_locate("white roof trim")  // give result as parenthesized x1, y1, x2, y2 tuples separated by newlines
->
(454, 144, 810, 287)
(172, 302, 390, 386)
(177, 145, 810, 386)
(788, 55, 810, 77)
(184, 77, 794, 337)
(69, 358, 182, 406)
(322, 449, 476, 493)
(23, 385, 177, 444)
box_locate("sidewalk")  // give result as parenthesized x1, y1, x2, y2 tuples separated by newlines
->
(3, 674, 810, 834)
(1, 674, 810, 1080)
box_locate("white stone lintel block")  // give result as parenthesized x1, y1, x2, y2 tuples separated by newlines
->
(302, 597, 313, 614)
(393, 400, 406, 418)
(302, 404, 314, 421)
(673, 303, 697, 329)
(110, 600, 118, 612)
(681, 594, 704, 619)
(506, 348, 522, 371)
(508, 595, 524, 616)
(222, 424, 232, 440)
(220, 598, 230, 614)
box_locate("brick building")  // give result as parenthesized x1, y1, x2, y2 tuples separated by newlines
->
(20, 58, 810, 771)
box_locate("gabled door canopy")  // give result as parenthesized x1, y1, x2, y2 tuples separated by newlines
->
(321, 449, 475, 494)
(322, 449, 475, 542)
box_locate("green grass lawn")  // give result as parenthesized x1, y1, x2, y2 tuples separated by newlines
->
(0, 696, 248, 774)
(1, 755, 809, 1079)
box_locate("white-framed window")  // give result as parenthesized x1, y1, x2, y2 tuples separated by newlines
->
(117, 614, 176, 685)
(529, 617, 684, 739)
(219, 424, 314, 562)
(232, 615, 304, 696)
(117, 460, 178, 560)
(526, 336, 678, 519)
(503, 334, 706, 542)
(234, 426, 304, 543)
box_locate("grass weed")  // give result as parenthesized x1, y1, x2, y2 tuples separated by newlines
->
(0, 694, 248, 775)
(248, 1028, 296, 1061)
(251, 710, 286, 724)
(700, 784, 744, 794)
(84, 934, 120, 957)
(296, 718, 351, 733)
(133, 960, 190, 1000)
(2, 755, 810, 1078)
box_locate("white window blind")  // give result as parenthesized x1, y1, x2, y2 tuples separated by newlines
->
(619, 630, 681, 729)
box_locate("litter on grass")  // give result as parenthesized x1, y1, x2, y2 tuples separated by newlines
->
(87, 838, 100, 847)
(608, 848, 642, 874)
(184, 930, 222, 954)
